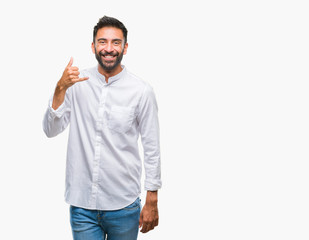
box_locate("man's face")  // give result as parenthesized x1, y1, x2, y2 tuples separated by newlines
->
(92, 27, 128, 72)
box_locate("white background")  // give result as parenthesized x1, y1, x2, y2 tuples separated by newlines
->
(0, 0, 308, 239)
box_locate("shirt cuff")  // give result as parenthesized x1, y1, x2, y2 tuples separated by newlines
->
(144, 179, 162, 191)
(48, 98, 66, 119)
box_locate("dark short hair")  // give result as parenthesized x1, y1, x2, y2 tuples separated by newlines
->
(93, 16, 128, 44)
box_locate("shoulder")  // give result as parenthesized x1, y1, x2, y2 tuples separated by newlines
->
(125, 70, 157, 105)
(125, 68, 154, 93)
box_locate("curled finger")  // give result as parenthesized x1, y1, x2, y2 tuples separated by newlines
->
(69, 66, 79, 71)
(72, 71, 81, 76)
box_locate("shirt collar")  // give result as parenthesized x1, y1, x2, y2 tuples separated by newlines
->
(95, 65, 126, 84)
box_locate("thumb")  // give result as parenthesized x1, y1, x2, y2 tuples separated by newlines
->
(139, 211, 143, 227)
(67, 57, 73, 68)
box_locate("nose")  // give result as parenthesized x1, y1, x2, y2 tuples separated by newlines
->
(105, 42, 114, 52)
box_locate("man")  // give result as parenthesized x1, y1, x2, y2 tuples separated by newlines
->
(43, 16, 161, 240)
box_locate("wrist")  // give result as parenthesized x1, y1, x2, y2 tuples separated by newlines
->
(55, 81, 68, 93)
(146, 190, 158, 205)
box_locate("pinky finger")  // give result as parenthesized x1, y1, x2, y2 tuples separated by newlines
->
(77, 77, 89, 82)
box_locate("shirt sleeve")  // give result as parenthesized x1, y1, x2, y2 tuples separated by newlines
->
(137, 84, 162, 191)
(42, 88, 71, 138)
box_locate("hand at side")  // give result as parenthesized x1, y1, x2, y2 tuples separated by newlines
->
(139, 191, 159, 233)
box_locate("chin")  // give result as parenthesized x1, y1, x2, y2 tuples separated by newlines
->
(102, 65, 117, 72)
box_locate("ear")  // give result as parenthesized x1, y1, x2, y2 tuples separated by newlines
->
(91, 42, 95, 54)
(123, 43, 128, 55)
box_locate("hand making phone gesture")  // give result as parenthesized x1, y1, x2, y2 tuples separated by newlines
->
(52, 57, 89, 110)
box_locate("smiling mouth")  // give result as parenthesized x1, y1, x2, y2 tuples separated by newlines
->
(104, 55, 116, 59)
(101, 54, 117, 62)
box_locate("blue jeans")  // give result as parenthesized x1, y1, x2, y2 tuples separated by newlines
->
(70, 198, 141, 240)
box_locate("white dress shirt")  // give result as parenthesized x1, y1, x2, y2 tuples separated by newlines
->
(43, 65, 161, 210)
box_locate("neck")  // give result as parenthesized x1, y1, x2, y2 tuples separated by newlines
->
(98, 64, 123, 83)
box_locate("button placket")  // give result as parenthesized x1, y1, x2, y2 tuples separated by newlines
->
(90, 85, 108, 208)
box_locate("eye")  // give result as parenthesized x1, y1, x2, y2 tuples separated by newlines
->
(114, 41, 120, 45)
(98, 40, 106, 45)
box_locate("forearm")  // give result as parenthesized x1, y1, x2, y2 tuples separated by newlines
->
(138, 84, 162, 190)
(43, 57, 87, 138)
(52, 84, 67, 110)
(43, 88, 71, 138)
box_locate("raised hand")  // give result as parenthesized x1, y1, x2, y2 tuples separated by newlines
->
(52, 57, 89, 110)
(57, 57, 89, 91)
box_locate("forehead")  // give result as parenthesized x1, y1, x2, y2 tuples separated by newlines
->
(95, 27, 124, 40)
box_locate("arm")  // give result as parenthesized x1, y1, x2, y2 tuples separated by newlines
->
(137, 85, 162, 233)
(43, 57, 88, 137)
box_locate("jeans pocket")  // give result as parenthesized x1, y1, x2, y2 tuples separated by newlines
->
(124, 198, 141, 211)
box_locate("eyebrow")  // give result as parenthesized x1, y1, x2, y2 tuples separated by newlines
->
(97, 38, 123, 42)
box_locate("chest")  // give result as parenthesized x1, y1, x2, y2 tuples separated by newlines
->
(71, 81, 142, 133)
